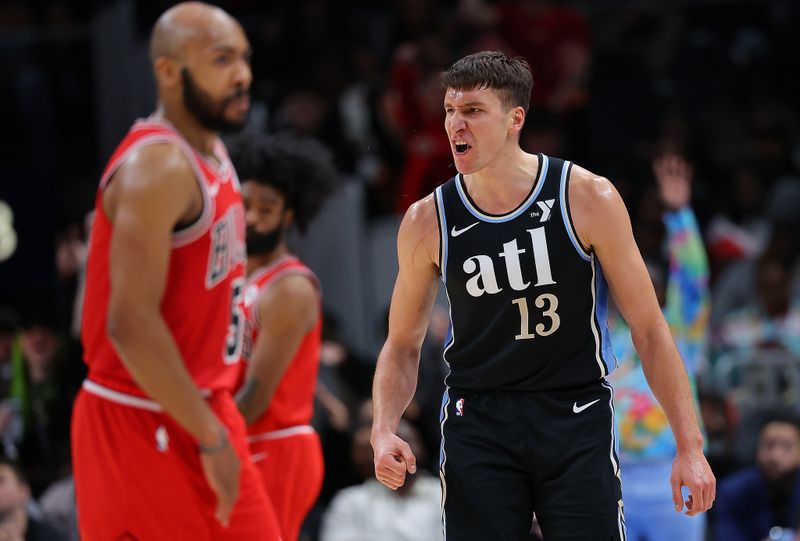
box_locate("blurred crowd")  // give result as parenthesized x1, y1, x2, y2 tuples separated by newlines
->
(1, 0, 800, 540)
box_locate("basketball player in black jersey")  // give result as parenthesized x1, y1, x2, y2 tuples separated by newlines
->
(371, 51, 715, 541)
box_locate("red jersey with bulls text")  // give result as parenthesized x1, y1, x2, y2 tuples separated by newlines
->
(81, 117, 247, 396)
(237, 255, 321, 433)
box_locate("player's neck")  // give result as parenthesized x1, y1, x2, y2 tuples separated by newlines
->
(463, 146, 539, 211)
(467, 143, 532, 184)
(247, 244, 290, 276)
(154, 105, 217, 157)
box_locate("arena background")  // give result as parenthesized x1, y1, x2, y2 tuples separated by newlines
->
(1, 1, 798, 540)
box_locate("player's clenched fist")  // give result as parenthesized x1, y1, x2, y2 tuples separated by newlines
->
(370, 429, 417, 490)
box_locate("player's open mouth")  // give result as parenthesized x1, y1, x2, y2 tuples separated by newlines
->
(230, 95, 250, 111)
(454, 142, 471, 155)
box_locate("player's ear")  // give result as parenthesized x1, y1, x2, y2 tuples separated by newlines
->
(153, 56, 181, 89)
(283, 208, 295, 229)
(510, 106, 525, 134)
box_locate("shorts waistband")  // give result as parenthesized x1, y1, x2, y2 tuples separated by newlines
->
(247, 425, 315, 443)
(82, 379, 212, 411)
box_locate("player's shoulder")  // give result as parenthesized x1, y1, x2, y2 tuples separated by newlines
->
(256, 270, 319, 329)
(566, 163, 625, 250)
(400, 192, 439, 236)
(263, 271, 318, 304)
(104, 139, 200, 221)
(567, 162, 626, 227)
(117, 141, 194, 186)
(567, 163, 617, 206)
(398, 192, 440, 261)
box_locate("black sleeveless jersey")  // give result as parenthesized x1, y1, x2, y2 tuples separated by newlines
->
(434, 154, 617, 391)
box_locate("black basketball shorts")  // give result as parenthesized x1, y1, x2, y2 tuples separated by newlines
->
(438, 379, 626, 541)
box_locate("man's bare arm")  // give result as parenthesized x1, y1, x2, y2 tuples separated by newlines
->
(236, 275, 318, 425)
(106, 143, 224, 445)
(570, 167, 715, 514)
(371, 194, 440, 489)
(105, 143, 240, 524)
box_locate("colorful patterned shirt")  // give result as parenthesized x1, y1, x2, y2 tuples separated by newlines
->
(609, 207, 710, 462)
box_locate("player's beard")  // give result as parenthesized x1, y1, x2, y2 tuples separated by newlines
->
(246, 224, 283, 256)
(181, 67, 248, 133)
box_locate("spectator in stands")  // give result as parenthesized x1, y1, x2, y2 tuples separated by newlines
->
(459, 0, 591, 116)
(711, 177, 800, 327)
(713, 250, 800, 360)
(304, 314, 373, 540)
(609, 154, 709, 541)
(383, 34, 454, 213)
(0, 456, 68, 541)
(315, 312, 373, 497)
(714, 412, 800, 541)
(698, 391, 743, 481)
(319, 420, 441, 541)
(704, 163, 770, 275)
(12, 315, 71, 497)
(38, 475, 77, 541)
(459, 0, 592, 162)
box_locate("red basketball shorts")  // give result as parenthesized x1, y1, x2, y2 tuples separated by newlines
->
(248, 426, 324, 541)
(71, 380, 282, 541)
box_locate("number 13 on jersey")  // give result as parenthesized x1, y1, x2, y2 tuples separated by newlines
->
(512, 293, 560, 340)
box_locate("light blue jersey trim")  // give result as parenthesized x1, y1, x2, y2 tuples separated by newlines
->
(435, 186, 449, 283)
(437, 184, 455, 385)
(438, 388, 451, 540)
(441, 286, 455, 386)
(589, 257, 609, 378)
(559, 160, 592, 261)
(595, 262, 617, 373)
(455, 155, 549, 223)
(601, 380, 628, 541)
(436, 184, 455, 382)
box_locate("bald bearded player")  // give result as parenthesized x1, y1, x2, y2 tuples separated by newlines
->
(71, 3, 281, 540)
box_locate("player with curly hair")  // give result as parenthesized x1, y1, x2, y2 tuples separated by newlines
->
(229, 134, 337, 541)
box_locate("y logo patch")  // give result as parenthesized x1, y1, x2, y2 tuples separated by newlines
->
(536, 199, 556, 223)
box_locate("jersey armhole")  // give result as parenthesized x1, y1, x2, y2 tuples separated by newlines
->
(169, 139, 215, 248)
(99, 136, 177, 192)
(559, 161, 593, 261)
(98, 135, 215, 249)
(434, 186, 448, 283)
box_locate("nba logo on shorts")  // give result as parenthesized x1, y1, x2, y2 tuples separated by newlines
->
(456, 398, 465, 417)
(155, 425, 169, 453)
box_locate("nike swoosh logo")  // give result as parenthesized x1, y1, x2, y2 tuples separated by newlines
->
(451, 222, 479, 237)
(572, 399, 601, 414)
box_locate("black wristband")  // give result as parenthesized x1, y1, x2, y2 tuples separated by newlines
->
(199, 431, 229, 454)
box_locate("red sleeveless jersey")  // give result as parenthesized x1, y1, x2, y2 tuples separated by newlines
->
(81, 118, 247, 396)
(238, 255, 322, 433)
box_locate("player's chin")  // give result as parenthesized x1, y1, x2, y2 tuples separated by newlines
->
(453, 148, 481, 172)
(224, 110, 249, 128)
(223, 101, 249, 125)
(452, 158, 477, 176)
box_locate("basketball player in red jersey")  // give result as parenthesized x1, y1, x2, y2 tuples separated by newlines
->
(229, 134, 337, 541)
(71, 3, 281, 540)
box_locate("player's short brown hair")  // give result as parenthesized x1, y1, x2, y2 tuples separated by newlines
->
(441, 51, 533, 113)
